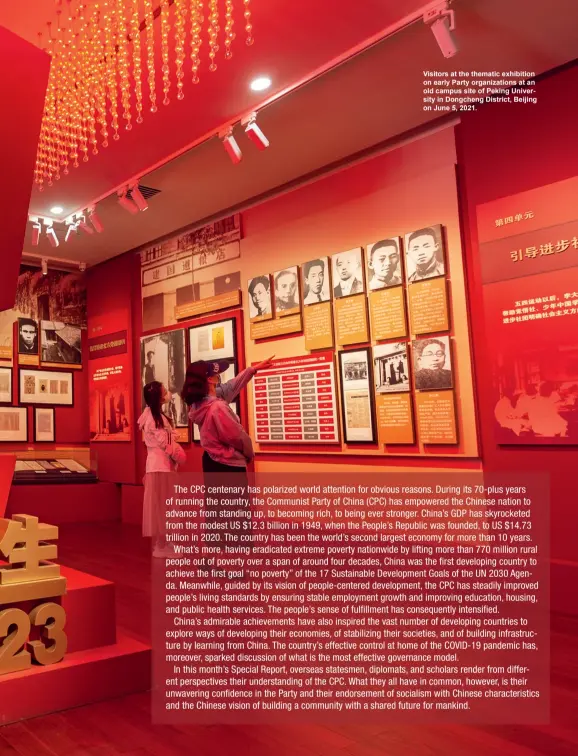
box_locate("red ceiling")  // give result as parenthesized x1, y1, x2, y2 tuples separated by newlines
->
(0, 0, 428, 218)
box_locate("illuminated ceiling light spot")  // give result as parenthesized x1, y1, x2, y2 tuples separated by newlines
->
(250, 76, 271, 92)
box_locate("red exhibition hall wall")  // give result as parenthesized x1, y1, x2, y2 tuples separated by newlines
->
(455, 62, 578, 587)
(0, 27, 50, 312)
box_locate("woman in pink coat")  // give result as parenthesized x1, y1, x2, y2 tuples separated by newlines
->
(138, 381, 186, 557)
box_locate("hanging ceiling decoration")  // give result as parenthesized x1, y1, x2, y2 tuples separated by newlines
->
(34, 0, 255, 191)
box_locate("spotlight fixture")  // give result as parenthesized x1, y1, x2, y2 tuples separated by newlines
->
(44, 221, 59, 248)
(41, 258, 48, 275)
(250, 76, 272, 92)
(220, 127, 243, 164)
(424, 3, 458, 59)
(130, 183, 149, 212)
(88, 206, 104, 233)
(243, 113, 270, 150)
(30, 216, 41, 246)
(50, 206, 64, 215)
(79, 262, 87, 273)
(65, 220, 79, 243)
(118, 188, 139, 215)
(77, 214, 95, 235)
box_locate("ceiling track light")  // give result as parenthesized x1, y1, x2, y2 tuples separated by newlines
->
(65, 220, 79, 243)
(243, 113, 270, 150)
(76, 214, 95, 235)
(220, 127, 243, 164)
(44, 221, 59, 248)
(88, 206, 104, 233)
(29, 215, 42, 246)
(79, 262, 87, 272)
(41, 258, 48, 275)
(424, 2, 458, 58)
(130, 183, 149, 212)
(118, 188, 140, 215)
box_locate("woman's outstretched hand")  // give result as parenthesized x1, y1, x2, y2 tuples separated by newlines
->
(254, 355, 275, 372)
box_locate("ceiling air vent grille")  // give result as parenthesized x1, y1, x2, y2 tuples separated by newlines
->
(127, 184, 161, 200)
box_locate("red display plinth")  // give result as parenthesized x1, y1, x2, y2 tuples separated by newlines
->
(0, 564, 150, 725)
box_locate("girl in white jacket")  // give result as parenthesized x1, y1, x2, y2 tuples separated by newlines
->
(138, 381, 186, 558)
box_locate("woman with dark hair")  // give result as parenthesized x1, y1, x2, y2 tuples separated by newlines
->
(182, 357, 273, 548)
(138, 381, 186, 557)
(182, 357, 273, 475)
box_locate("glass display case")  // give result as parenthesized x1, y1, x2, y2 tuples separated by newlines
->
(6, 446, 98, 484)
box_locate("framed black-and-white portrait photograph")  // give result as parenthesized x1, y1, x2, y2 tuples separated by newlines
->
(366, 238, 403, 290)
(247, 275, 273, 322)
(331, 248, 365, 299)
(0, 367, 12, 404)
(405, 224, 446, 283)
(0, 407, 27, 442)
(19, 369, 74, 406)
(412, 336, 453, 390)
(338, 348, 376, 443)
(273, 266, 301, 317)
(18, 318, 39, 357)
(41, 321, 82, 368)
(373, 342, 410, 394)
(301, 257, 331, 306)
(34, 407, 55, 443)
(140, 329, 188, 426)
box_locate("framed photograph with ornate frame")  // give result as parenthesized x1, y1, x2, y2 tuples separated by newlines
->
(34, 407, 55, 443)
(0, 367, 12, 404)
(0, 406, 27, 442)
(338, 348, 376, 444)
(19, 369, 74, 406)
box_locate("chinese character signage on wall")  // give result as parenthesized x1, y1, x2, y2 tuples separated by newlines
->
(140, 214, 242, 331)
(477, 175, 578, 445)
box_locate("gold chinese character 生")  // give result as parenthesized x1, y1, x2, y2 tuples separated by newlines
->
(0, 515, 66, 603)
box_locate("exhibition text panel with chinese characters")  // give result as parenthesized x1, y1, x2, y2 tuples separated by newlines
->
(334, 295, 369, 347)
(376, 393, 415, 445)
(304, 302, 334, 351)
(408, 278, 450, 335)
(369, 286, 407, 342)
(477, 177, 578, 445)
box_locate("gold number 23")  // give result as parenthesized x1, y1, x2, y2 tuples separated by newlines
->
(0, 603, 67, 674)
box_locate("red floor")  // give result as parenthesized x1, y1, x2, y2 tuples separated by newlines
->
(0, 521, 575, 756)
